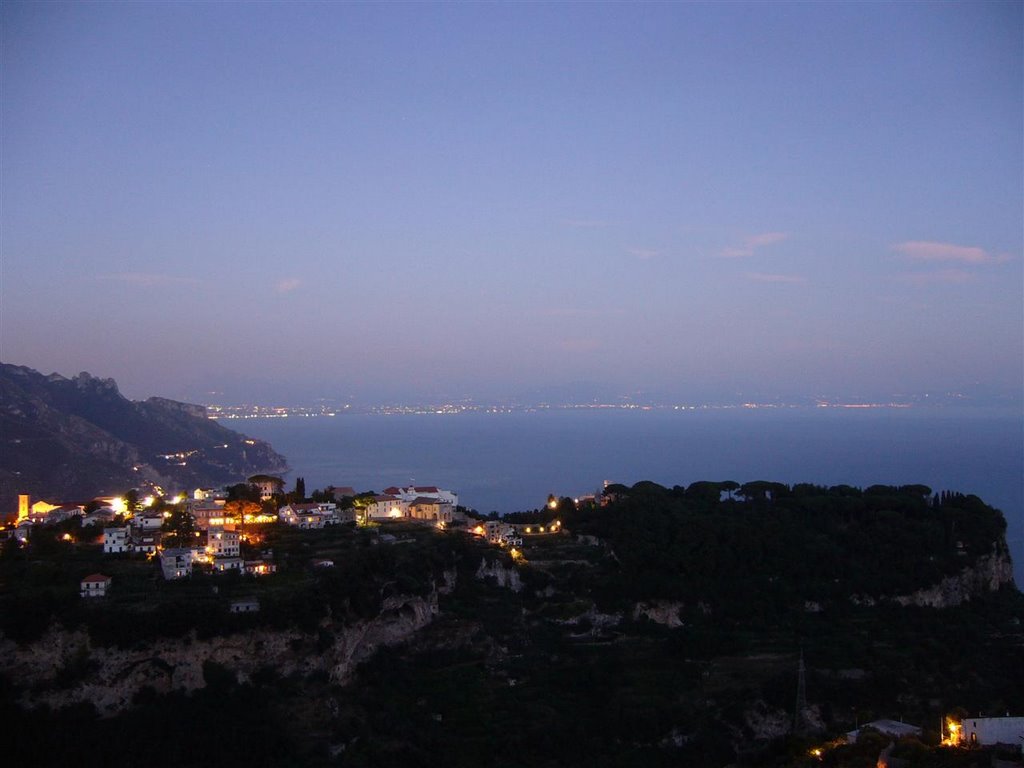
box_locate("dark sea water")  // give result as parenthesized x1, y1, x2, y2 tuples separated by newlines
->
(237, 408, 1024, 586)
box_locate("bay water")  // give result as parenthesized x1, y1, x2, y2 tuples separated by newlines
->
(237, 407, 1023, 586)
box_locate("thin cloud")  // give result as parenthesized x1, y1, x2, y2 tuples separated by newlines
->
(744, 272, 806, 284)
(896, 269, 978, 286)
(720, 231, 788, 258)
(628, 247, 661, 260)
(892, 240, 1004, 265)
(275, 278, 301, 294)
(99, 272, 200, 287)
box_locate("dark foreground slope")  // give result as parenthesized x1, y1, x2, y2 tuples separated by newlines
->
(1, 483, 1021, 768)
(0, 363, 287, 505)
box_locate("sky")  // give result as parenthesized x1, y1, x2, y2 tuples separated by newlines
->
(2, 1, 1021, 406)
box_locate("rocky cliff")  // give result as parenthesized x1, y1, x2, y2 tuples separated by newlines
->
(0, 363, 287, 506)
(894, 546, 1015, 608)
(0, 592, 438, 717)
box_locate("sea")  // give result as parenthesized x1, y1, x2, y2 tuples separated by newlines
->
(236, 407, 1024, 586)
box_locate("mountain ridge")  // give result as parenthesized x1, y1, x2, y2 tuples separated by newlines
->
(0, 362, 288, 507)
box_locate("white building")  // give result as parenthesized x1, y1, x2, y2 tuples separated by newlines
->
(80, 573, 111, 598)
(365, 494, 407, 520)
(132, 531, 161, 555)
(207, 527, 240, 558)
(83, 507, 117, 527)
(134, 512, 164, 531)
(249, 475, 285, 500)
(29, 502, 85, 524)
(408, 497, 454, 523)
(279, 502, 342, 528)
(160, 547, 202, 580)
(188, 499, 228, 530)
(212, 556, 243, 573)
(384, 485, 459, 508)
(103, 526, 131, 553)
(958, 716, 1024, 747)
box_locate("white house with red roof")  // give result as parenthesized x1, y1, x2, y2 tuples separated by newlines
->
(80, 573, 111, 598)
(383, 485, 459, 509)
(279, 501, 343, 528)
(366, 494, 407, 520)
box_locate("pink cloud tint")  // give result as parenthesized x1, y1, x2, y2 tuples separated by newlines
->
(891, 240, 1003, 264)
(720, 231, 789, 258)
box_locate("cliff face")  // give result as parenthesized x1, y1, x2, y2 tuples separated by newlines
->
(0, 363, 287, 505)
(894, 546, 1015, 608)
(0, 592, 438, 717)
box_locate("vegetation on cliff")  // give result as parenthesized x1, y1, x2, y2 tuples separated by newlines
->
(1, 481, 1020, 767)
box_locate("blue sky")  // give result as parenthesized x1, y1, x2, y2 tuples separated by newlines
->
(2, 1, 1021, 405)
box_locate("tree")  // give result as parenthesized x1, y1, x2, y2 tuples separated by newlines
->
(293, 477, 306, 502)
(226, 483, 261, 503)
(162, 505, 196, 547)
(125, 489, 140, 514)
(223, 499, 261, 532)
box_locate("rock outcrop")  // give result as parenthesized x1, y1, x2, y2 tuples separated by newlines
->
(0, 592, 437, 716)
(894, 548, 1015, 608)
(632, 600, 685, 628)
(476, 558, 523, 592)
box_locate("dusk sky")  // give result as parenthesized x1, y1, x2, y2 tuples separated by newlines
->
(2, 1, 1021, 406)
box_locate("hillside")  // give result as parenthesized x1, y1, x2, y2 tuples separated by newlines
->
(0, 482, 1020, 767)
(0, 363, 287, 506)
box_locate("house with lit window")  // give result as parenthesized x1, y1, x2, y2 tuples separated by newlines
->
(956, 716, 1024, 747)
(160, 547, 202, 580)
(188, 500, 228, 530)
(408, 497, 454, 523)
(29, 501, 85, 524)
(248, 475, 285, 500)
(207, 527, 240, 558)
(80, 573, 111, 598)
(279, 502, 338, 528)
(244, 559, 277, 576)
(212, 556, 243, 573)
(365, 494, 407, 520)
(131, 531, 161, 555)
